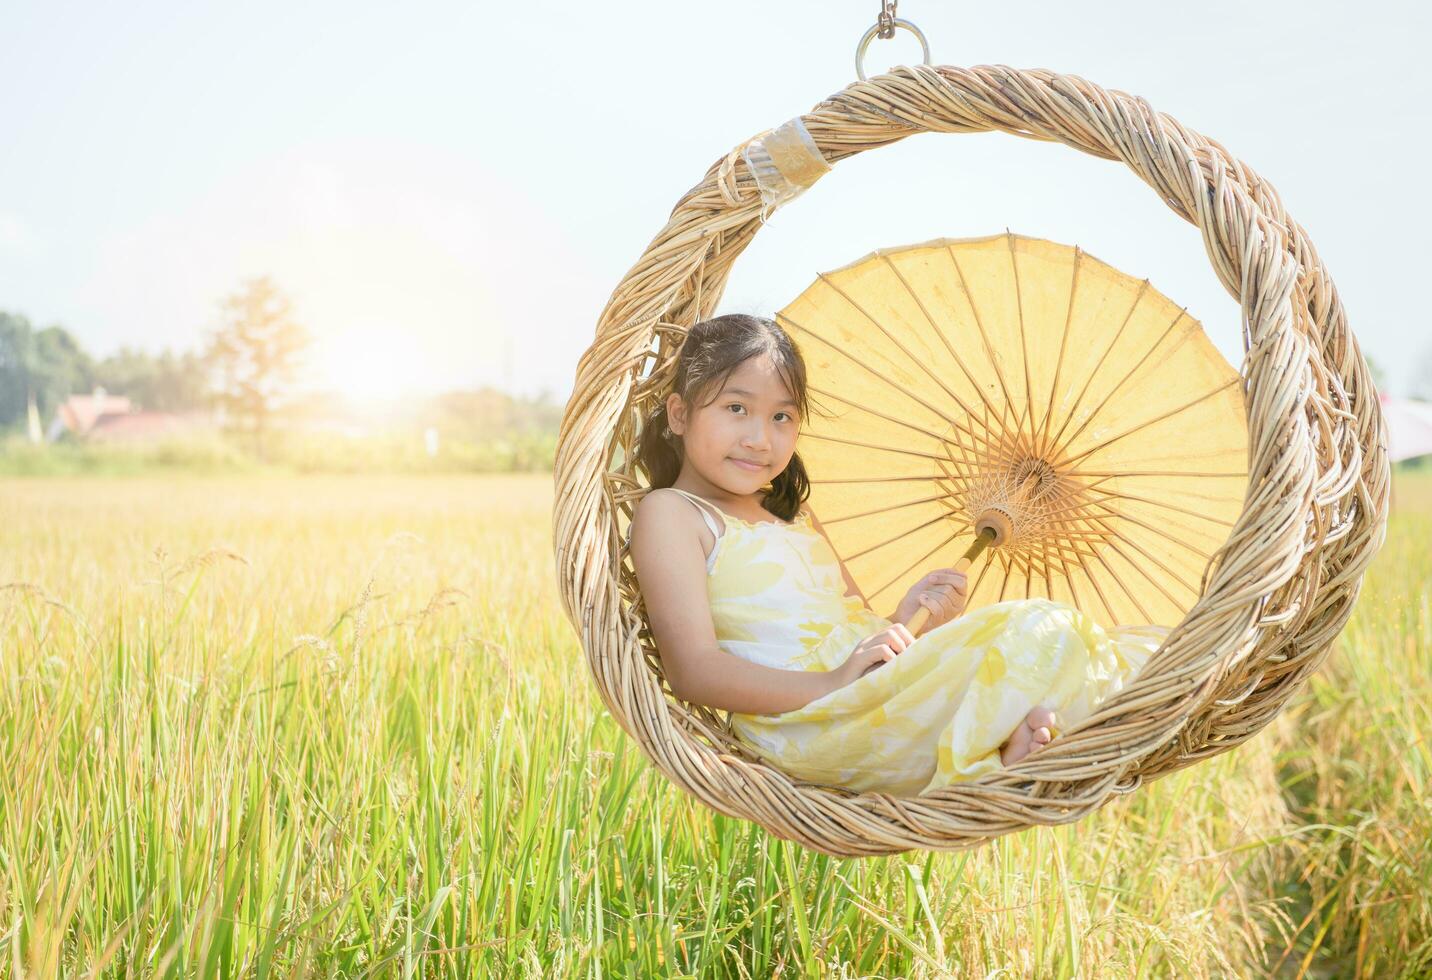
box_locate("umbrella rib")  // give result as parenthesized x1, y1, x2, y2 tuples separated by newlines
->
(806, 382, 971, 446)
(843, 509, 962, 564)
(1059, 497, 1206, 597)
(1101, 520, 1205, 596)
(1006, 230, 1037, 434)
(1080, 486, 1239, 529)
(1104, 535, 1198, 606)
(1032, 497, 1126, 526)
(1076, 454, 1247, 477)
(799, 430, 949, 463)
(1057, 306, 1194, 453)
(1032, 527, 1124, 620)
(1058, 552, 1087, 615)
(1002, 551, 1031, 602)
(945, 244, 1022, 417)
(1077, 468, 1245, 478)
(1039, 535, 1102, 574)
(1036, 245, 1082, 458)
(1039, 537, 1056, 602)
(813, 474, 955, 485)
(864, 526, 965, 601)
(818, 492, 965, 527)
(1085, 545, 1156, 624)
(1027, 480, 1234, 531)
(936, 441, 978, 497)
(1043, 278, 1152, 453)
(1057, 506, 1151, 622)
(1037, 501, 1150, 623)
(1038, 529, 1124, 541)
(1063, 543, 1120, 625)
(1045, 493, 1215, 562)
(966, 549, 998, 612)
(1043, 537, 1093, 605)
(1017, 548, 1051, 598)
(875, 253, 1004, 423)
(777, 310, 974, 443)
(805, 273, 986, 425)
(1060, 377, 1242, 469)
(975, 399, 1030, 472)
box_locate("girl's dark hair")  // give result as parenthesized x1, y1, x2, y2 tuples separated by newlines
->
(637, 314, 811, 522)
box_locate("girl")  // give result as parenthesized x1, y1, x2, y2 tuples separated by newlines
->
(627, 314, 1169, 796)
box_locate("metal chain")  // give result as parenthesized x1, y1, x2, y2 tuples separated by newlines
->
(877, 0, 898, 39)
(855, 0, 929, 81)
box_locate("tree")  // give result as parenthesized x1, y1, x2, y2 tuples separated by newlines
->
(31, 325, 94, 414)
(95, 345, 209, 412)
(0, 312, 35, 429)
(1363, 352, 1388, 395)
(0, 312, 93, 431)
(203, 277, 312, 456)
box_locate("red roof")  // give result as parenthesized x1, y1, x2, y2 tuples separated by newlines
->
(56, 391, 132, 436)
(87, 410, 208, 442)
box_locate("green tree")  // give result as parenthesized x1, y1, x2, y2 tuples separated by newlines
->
(0, 312, 94, 431)
(0, 312, 35, 429)
(31, 325, 94, 412)
(95, 345, 209, 412)
(203, 277, 312, 457)
(1363, 352, 1388, 395)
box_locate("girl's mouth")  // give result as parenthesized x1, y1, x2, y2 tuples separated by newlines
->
(730, 458, 765, 472)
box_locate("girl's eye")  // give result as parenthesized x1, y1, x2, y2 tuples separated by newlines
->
(729, 403, 795, 423)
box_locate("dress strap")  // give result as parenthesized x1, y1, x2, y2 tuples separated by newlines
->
(661, 487, 724, 539)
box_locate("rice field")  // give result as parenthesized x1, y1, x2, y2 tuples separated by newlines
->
(2, 470, 1428, 977)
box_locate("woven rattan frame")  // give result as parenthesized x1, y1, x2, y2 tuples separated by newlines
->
(553, 64, 1390, 857)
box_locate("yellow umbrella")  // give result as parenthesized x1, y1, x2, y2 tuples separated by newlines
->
(778, 232, 1248, 631)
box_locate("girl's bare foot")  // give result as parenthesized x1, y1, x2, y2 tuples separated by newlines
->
(1000, 706, 1059, 766)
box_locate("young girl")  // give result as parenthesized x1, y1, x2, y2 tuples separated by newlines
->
(627, 314, 1170, 796)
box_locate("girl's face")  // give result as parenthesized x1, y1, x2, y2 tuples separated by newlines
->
(667, 353, 802, 497)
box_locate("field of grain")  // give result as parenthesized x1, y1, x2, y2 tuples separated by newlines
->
(2, 472, 1428, 977)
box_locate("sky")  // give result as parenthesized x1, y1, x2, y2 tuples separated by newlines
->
(3, 0, 1429, 403)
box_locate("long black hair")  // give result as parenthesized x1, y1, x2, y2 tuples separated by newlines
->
(636, 314, 812, 522)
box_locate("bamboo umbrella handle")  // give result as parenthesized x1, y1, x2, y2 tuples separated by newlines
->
(903, 524, 1000, 636)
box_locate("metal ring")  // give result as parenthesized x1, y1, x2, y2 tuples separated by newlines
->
(855, 18, 931, 81)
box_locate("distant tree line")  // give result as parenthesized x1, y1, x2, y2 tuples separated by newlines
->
(0, 278, 311, 454)
(0, 277, 565, 453)
(0, 311, 209, 427)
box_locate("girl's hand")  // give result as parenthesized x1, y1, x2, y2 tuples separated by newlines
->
(892, 569, 968, 636)
(827, 623, 917, 691)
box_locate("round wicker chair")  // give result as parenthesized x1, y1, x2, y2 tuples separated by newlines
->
(552, 64, 1390, 857)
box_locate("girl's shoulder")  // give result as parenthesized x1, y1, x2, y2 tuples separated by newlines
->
(630, 487, 724, 543)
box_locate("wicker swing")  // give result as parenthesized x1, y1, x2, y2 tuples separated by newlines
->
(552, 63, 1390, 857)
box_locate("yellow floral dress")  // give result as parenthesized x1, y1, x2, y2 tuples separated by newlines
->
(655, 487, 1172, 797)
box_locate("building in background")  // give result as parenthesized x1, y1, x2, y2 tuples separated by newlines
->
(46, 386, 213, 443)
(1381, 393, 1432, 463)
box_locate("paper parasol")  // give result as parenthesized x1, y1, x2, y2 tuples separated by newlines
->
(777, 232, 1248, 631)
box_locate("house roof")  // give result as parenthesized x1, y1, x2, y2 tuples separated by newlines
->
(1380, 393, 1432, 462)
(55, 391, 132, 436)
(87, 410, 207, 442)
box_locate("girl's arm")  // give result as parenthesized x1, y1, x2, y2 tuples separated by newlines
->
(630, 490, 841, 715)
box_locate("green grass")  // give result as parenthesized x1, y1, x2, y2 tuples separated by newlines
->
(1, 471, 1427, 977)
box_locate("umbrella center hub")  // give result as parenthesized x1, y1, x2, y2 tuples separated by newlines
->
(952, 448, 1118, 563)
(1011, 458, 1060, 502)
